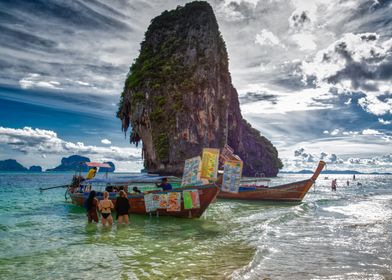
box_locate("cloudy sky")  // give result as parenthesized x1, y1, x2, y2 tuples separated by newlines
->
(0, 0, 391, 172)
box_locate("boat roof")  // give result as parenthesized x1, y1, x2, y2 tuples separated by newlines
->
(85, 162, 111, 168)
(83, 174, 180, 185)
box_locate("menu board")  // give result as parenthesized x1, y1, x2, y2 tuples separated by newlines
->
(181, 156, 202, 187)
(167, 192, 181, 212)
(200, 148, 220, 181)
(144, 193, 158, 212)
(158, 194, 169, 209)
(183, 190, 200, 209)
(222, 160, 243, 193)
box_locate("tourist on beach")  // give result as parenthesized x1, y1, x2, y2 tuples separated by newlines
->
(331, 179, 337, 191)
(157, 177, 172, 191)
(98, 191, 114, 226)
(116, 190, 130, 225)
(86, 190, 99, 223)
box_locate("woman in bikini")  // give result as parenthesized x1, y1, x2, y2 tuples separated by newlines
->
(98, 191, 114, 226)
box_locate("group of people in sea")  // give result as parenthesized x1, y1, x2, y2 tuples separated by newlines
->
(85, 190, 130, 226)
(331, 174, 358, 191)
(84, 176, 173, 225)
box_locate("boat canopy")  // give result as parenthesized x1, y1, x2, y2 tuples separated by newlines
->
(83, 174, 180, 185)
(85, 162, 111, 168)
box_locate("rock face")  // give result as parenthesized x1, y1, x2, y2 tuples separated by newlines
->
(29, 166, 42, 172)
(0, 159, 28, 171)
(47, 156, 116, 172)
(117, 1, 282, 176)
(47, 155, 90, 172)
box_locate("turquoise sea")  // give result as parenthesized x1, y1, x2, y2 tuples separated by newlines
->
(0, 172, 391, 279)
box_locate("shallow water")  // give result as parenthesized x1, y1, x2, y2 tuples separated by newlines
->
(0, 173, 391, 279)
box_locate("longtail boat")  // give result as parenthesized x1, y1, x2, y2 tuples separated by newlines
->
(217, 161, 326, 202)
(67, 174, 219, 218)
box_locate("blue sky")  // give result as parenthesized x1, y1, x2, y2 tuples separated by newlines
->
(0, 0, 391, 172)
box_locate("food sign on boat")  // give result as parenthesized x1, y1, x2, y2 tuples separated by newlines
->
(222, 160, 243, 193)
(181, 156, 202, 187)
(200, 148, 220, 180)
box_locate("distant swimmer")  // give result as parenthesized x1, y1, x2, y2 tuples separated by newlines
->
(331, 179, 337, 191)
(357, 182, 362, 186)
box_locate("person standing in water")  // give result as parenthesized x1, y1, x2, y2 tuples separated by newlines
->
(331, 179, 337, 191)
(116, 190, 130, 225)
(86, 190, 99, 223)
(98, 191, 114, 226)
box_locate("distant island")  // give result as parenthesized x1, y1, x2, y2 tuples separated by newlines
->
(29, 166, 43, 172)
(281, 170, 391, 175)
(0, 155, 115, 172)
(46, 155, 91, 172)
(46, 155, 115, 172)
(0, 159, 29, 172)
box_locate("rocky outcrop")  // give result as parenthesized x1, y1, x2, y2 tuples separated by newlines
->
(0, 159, 28, 171)
(117, 1, 282, 176)
(47, 155, 90, 172)
(29, 166, 42, 172)
(47, 155, 116, 172)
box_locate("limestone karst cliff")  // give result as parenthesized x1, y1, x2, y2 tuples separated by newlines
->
(117, 1, 282, 176)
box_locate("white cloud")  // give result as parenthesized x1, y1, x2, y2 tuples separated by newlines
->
(19, 73, 62, 90)
(101, 139, 112, 145)
(283, 146, 392, 172)
(291, 33, 317, 50)
(301, 33, 392, 116)
(330, 129, 340, 136)
(362, 129, 382, 135)
(76, 80, 90, 86)
(293, 147, 344, 165)
(358, 95, 392, 116)
(0, 126, 141, 163)
(378, 118, 391, 125)
(255, 29, 284, 47)
(344, 98, 352, 105)
(240, 84, 332, 114)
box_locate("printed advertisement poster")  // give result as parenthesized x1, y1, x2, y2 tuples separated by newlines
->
(181, 156, 202, 187)
(222, 160, 243, 193)
(158, 194, 169, 209)
(167, 192, 181, 212)
(200, 148, 220, 181)
(144, 193, 158, 212)
(183, 190, 200, 209)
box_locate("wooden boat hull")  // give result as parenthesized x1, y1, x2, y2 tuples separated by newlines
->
(218, 179, 313, 202)
(70, 184, 219, 218)
(218, 161, 326, 202)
